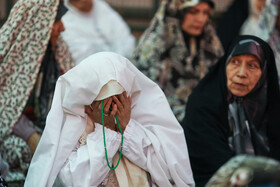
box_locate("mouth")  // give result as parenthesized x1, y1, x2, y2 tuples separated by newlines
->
(192, 26, 203, 30)
(233, 82, 247, 89)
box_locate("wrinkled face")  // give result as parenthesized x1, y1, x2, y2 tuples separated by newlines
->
(226, 54, 262, 97)
(69, 0, 93, 13)
(181, 2, 211, 36)
(50, 19, 65, 47)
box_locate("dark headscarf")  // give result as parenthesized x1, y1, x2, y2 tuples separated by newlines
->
(182, 35, 280, 187)
(55, 0, 68, 21)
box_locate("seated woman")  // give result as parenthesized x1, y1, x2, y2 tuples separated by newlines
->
(24, 52, 195, 186)
(0, 0, 74, 185)
(131, 0, 224, 122)
(181, 35, 280, 187)
(61, 0, 136, 64)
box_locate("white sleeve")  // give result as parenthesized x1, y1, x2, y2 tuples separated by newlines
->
(58, 124, 122, 186)
(121, 119, 176, 186)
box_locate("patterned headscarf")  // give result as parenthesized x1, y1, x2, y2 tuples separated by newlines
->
(206, 155, 280, 187)
(0, 0, 74, 141)
(131, 0, 223, 121)
(167, 0, 214, 16)
(255, 0, 280, 78)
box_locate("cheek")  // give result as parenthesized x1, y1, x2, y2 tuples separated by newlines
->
(226, 67, 233, 81)
(53, 29, 58, 35)
(226, 67, 236, 88)
(249, 71, 262, 88)
(51, 25, 59, 35)
(203, 16, 209, 25)
(182, 15, 191, 27)
(226, 75, 233, 90)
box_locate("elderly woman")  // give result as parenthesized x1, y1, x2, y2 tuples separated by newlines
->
(181, 35, 280, 187)
(131, 0, 224, 121)
(24, 52, 195, 187)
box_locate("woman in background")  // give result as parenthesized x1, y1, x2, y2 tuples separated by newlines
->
(0, 0, 74, 185)
(61, 0, 136, 64)
(131, 0, 223, 121)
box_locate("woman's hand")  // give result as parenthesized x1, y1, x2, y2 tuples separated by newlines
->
(85, 92, 131, 132)
(112, 91, 131, 132)
(85, 97, 117, 131)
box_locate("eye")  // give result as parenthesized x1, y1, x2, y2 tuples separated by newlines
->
(248, 63, 260, 69)
(231, 59, 239, 65)
(188, 8, 198, 15)
(203, 10, 211, 17)
(249, 64, 256, 68)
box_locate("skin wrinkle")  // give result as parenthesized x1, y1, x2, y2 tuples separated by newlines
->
(226, 54, 262, 97)
(181, 2, 211, 36)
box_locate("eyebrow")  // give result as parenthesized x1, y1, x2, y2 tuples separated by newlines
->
(189, 6, 210, 12)
(246, 59, 260, 63)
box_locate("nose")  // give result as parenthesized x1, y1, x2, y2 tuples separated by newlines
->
(237, 63, 247, 78)
(60, 22, 65, 32)
(196, 13, 208, 23)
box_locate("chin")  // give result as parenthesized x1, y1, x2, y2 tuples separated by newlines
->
(84, 8, 92, 13)
(188, 30, 203, 37)
(231, 90, 248, 97)
(83, 4, 93, 13)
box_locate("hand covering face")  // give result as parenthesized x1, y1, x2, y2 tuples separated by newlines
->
(25, 52, 194, 187)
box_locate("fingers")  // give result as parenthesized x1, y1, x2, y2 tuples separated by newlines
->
(112, 95, 123, 111)
(118, 92, 126, 104)
(120, 91, 130, 105)
(103, 98, 112, 114)
(85, 105, 92, 114)
(128, 96, 132, 108)
(110, 103, 117, 116)
(92, 101, 99, 108)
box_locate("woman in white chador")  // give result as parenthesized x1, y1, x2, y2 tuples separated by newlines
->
(24, 52, 194, 187)
(61, 0, 136, 64)
(239, 0, 266, 35)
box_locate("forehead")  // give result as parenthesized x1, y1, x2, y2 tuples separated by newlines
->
(230, 54, 260, 62)
(189, 2, 211, 10)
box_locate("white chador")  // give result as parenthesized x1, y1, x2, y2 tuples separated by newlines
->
(61, 0, 136, 64)
(239, 0, 264, 35)
(24, 52, 194, 187)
